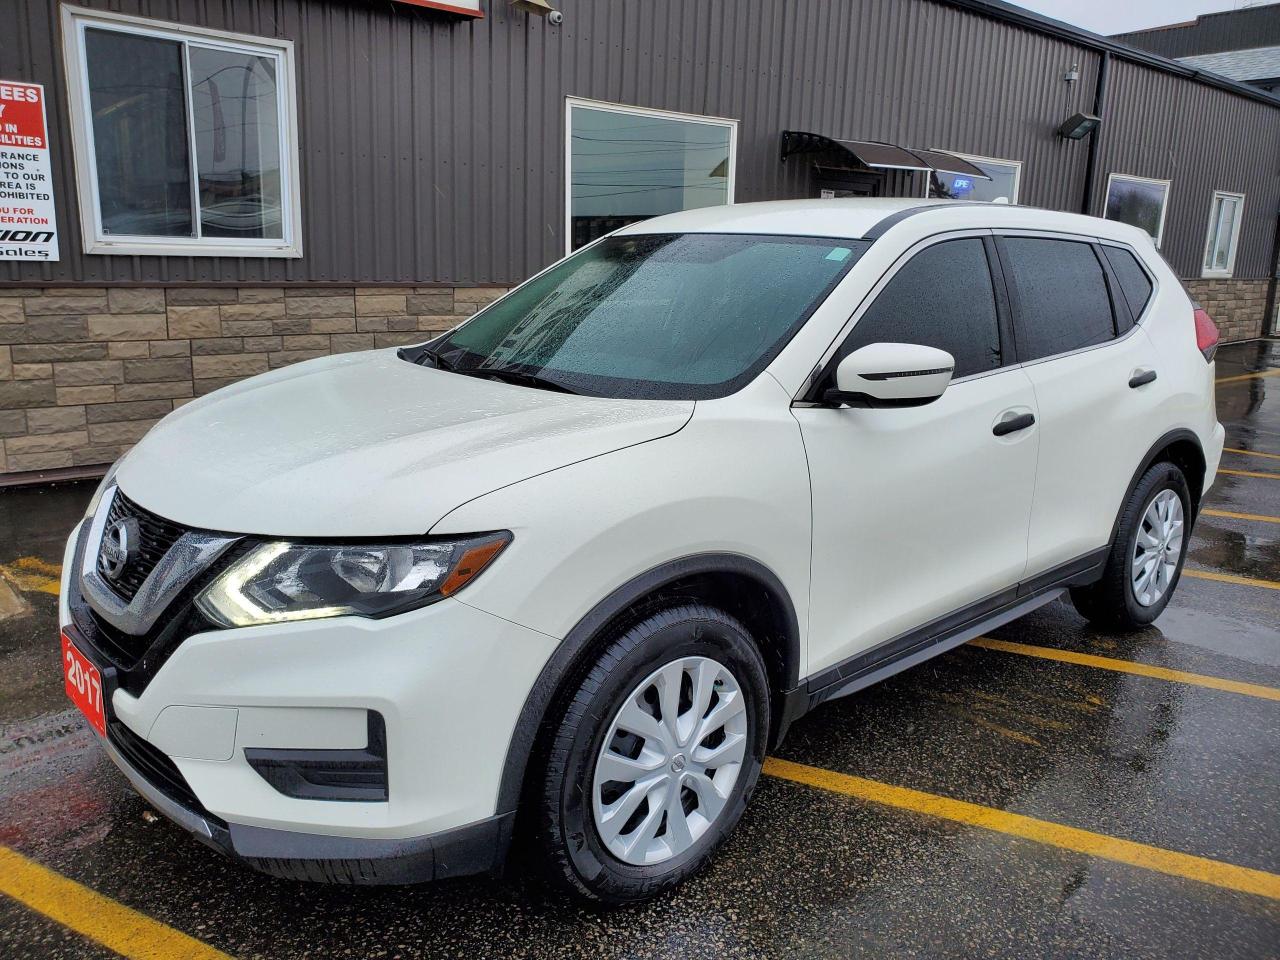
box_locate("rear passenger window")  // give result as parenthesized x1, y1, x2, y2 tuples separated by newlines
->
(1000, 238, 1115, 362)
(1101, 245, 1154, 322)
(838, 238, 1001, 379)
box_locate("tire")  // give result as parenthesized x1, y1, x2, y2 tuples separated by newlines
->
(1070, 461, 1192, 630)
(534, 603, 770, 904)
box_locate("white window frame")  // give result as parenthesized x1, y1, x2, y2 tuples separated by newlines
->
(1103, 173, 1171, 248)
(926, 151, 1022, 203)
(1201, 190, 1245, 279)
(564, 97, 738, 256)
(61, 6, 303, 258)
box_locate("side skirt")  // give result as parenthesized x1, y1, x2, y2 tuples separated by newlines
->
(796, 548, 1107, 714)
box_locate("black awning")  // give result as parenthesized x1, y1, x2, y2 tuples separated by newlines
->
(780, 131, 991, 179)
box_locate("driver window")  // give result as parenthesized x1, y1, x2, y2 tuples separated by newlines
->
(837, 238, 1002, 379)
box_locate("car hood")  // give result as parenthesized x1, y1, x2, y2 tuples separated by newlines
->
(114, 350, 693, 536)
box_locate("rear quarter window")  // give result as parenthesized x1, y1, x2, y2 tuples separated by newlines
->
(1000, 237, 1116, 362)
(1101, 245, 1154, 323)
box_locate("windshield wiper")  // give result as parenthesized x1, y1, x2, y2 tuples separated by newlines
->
(400, 343, 458, 371)
(460, 365, 580, 395)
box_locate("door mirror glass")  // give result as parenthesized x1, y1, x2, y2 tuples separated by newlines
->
(827, 342, 954, 408)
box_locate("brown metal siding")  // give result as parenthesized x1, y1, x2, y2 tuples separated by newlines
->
(2, 0, 1277, 286)
(1114, 6, 1280, 59)
(1093, 56, 1280, 278)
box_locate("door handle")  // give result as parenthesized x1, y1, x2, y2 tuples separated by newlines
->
(993, 412, 1036, 436)
(1129, 369, 1158, 388)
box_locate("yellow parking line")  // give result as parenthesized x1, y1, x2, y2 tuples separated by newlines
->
(1183, 568, 1280, 591)
(0, 846, 234, 960)
(0, 556, 60, 597)
(1202, 508, 1280, 525)
(1217, 467, 1280, 480)
(1223, 447, 1280, 461)
(763, 757, 1280, 901)
(1215, 368, 1280, 385)
(968, 637, 1280, 702)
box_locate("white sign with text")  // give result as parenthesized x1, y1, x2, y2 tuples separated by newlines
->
(0, 80, 59, 261)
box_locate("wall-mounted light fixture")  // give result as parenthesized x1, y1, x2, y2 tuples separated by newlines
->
(511, 0, 563, 24)
(1058, 112, 1101, 140)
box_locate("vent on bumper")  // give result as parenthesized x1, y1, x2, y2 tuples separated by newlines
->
(108, 719, 225, 825)
(245, 712, 389, 802)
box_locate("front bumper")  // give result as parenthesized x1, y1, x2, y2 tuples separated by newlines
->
(103, 721, 514, 883)
(61, 520, 557, 883)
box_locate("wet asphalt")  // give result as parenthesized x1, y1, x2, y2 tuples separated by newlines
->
(1, 340, 1278, 959)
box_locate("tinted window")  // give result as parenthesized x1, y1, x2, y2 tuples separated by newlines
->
(1001, 238, 1115, 362)
(438, 233, 869, 400)
(837, 238, 1001, 379)
(1101, 246, 1153, 323)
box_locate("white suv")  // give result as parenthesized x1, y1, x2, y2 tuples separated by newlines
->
(59, 199, 1224, 902)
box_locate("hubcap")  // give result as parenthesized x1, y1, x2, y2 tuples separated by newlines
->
(1131, 488, 1184, 607)
(591, 656, 748, 866)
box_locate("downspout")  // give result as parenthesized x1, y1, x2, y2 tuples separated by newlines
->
(1079, 51, 1110, 215)
(1264, 207, 1280, 337)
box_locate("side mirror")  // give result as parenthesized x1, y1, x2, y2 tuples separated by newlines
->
(824, 342, 954, 408)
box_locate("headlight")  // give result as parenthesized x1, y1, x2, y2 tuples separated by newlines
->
(196, 532, 511, 627)
(84, 459, 124, 519)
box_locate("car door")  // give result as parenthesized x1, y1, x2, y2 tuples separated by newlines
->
(994, 234, 1165, 578)
(793, 233, 1040, 679)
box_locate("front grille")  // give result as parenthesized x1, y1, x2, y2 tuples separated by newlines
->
(70, 528, 249, 695)
(108, 720, 224, 826)
(101, 490, 188, 602)
(86, 605, 151, 668)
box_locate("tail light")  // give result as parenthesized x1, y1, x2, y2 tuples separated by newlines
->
(1192, 303, 1219, 362)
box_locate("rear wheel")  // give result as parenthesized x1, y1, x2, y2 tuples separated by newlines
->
(1070, 461, 1191, 630)
(535, 604, 769, 903)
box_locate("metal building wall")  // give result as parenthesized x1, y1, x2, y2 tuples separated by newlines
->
(1, 0, 1275, 287)
(1094, 56, 1280, 279)
(1114, 5, 1280, 58)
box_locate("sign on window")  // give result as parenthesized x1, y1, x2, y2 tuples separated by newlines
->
(0, 81, 59, 261)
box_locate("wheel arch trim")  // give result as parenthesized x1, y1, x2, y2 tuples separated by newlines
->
(493, 552, 800, 817)
(1108, 428, 1206, 547)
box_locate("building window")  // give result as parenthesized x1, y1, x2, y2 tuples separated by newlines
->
(62, 8, 301, 258)
(1103, 174, 1170, 247)
(1202, 191, 1245, 278)
(566, 98, 736, 253)
(928, 154, 1021, 203)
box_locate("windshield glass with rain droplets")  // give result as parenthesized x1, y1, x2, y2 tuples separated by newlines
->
(434, 233, 870, 399)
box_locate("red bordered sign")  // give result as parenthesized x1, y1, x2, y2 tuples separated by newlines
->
(0, 80, 59, 262)
(394, 0, 484, 16)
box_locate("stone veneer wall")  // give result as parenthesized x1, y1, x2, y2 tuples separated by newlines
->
(1183, 279, 1275, 343)
(0, 286, 505, 477)
(0, 277, 1275, 479)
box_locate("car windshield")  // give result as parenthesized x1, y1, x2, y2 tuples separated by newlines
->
(434, 233, 871, 399)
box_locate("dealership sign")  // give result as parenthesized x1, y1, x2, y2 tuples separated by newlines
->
(0, 80, 58, 261)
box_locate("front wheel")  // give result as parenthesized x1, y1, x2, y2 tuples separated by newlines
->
(535, 604, 770, 903)
(1071, 461, 1192, 630)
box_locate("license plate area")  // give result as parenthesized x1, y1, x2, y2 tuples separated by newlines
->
(62, 629, 108, 737)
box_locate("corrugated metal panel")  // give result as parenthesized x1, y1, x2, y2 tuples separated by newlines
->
(1094, 56, 1280, 277)
(1115, 5, 1280, 59)
(1, 0, 1276, 287)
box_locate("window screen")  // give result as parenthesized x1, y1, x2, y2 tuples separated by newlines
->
(1002, 238, 1115, 362)
(837, 238, 1001, 379)
(1101, 246, 1153, 324)
(85, 29, 193, 238)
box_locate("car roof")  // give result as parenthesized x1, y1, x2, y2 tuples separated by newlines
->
(613, 198, 1155, 250)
